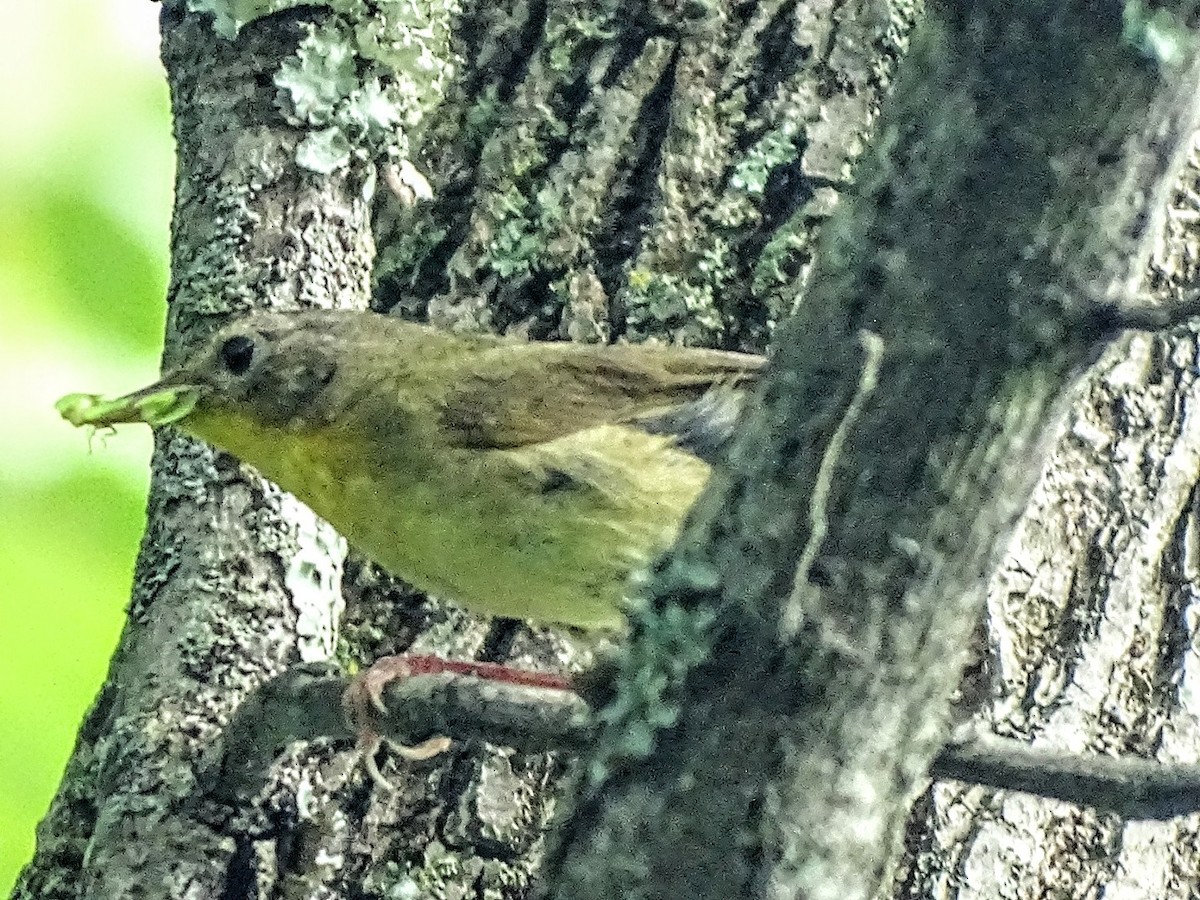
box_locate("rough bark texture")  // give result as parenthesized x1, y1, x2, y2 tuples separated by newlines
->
(375, 0, 921, 345)
(12, 8, 372, 899)
(893, 136, 1200, 895)
(16, 0, 1200, 899)
(538, 3, 1200, 898)
(349, 1, 924, 897)
(18, 1, 921, 898)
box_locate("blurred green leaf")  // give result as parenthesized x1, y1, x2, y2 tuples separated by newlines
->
(0, 2, 171, 891)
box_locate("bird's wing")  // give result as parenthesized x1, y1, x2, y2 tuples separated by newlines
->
(436, 341, 764, 451)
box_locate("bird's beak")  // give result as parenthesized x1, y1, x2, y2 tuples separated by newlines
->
(56, 376, 204, 429)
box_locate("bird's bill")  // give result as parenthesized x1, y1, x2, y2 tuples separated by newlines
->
(56, 380, 202, 429)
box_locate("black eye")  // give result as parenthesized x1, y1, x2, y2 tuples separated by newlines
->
(219, 334, 256, 376)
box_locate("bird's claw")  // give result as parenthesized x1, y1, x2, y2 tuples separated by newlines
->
(342, 655, 453, 792)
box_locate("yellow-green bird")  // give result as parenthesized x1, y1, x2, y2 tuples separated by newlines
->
(58, 310, 763, 633)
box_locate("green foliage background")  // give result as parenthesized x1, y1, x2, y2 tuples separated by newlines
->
(1, 3, 171, 889)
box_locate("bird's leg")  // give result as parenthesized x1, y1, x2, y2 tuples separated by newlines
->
(342, 654, 575, 790)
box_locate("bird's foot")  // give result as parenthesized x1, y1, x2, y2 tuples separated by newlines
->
(342, 654, 574, 790)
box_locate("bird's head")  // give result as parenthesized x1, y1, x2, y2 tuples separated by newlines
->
(54, 311, 441, 471)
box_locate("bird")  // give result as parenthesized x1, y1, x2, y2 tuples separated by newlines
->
(59, 309, 763, 631)
(57, 309, 764, 779)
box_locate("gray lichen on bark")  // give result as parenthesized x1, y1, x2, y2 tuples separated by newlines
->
(374, 0, 919, 345)
(346, 0, 922, 895)
(27, 0, 919, 895)
(14, 6, 376, 898)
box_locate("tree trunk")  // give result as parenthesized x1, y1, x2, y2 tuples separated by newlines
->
(14, 1, 1200, 899)
(893, 154, 1200, 894)
(542, 4, 1200, 898)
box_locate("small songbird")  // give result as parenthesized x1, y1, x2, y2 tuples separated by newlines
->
(58, 310, 764, 634)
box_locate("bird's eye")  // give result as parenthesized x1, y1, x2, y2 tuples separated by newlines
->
(219, 334, 256, 376)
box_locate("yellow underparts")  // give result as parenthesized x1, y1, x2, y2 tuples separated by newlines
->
(186, 409, 710, 632)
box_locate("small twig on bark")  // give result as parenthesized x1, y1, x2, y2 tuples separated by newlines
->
(931, 731, 1200, 821)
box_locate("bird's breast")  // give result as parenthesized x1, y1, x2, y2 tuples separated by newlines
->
(196, 414, 710, 632)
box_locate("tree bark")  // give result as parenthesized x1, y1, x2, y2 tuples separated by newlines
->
(15, 1, 1200, 899)
(17, 0, 917, 895)
(13, 7, 373, 898)
(894, 119, 1200, 900)
(541, 4, 1200, 899)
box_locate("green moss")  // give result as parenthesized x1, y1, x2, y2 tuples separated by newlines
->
(464, 85, 503, 146)
(731, 125, 803, 197)
(544, 11, 616, 73)
(481, 187, 537, 278)
(752, 225, 808, 298)
(476, 172, 585, 282)
(587, 590, 717, 784)
(374, 214, 449, 302)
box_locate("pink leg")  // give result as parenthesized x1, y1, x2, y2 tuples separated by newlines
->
(342, 654, 575, 790)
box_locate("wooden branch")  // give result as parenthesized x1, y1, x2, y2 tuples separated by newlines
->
(203, 664, 589, 805)
(204, 664, 1200, 824)
(931, 733, 1200, 823)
